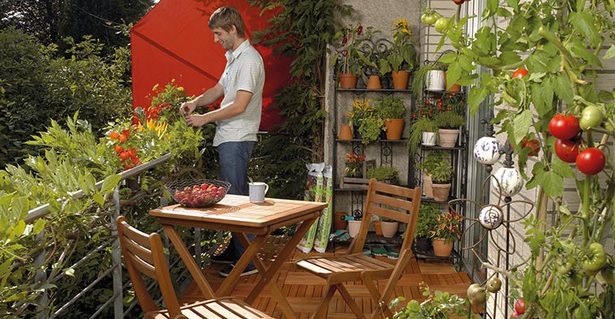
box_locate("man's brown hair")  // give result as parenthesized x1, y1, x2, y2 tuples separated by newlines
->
(208, 7, 246, 38)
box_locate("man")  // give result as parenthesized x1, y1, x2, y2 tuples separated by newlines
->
(180, 6, 264, 277)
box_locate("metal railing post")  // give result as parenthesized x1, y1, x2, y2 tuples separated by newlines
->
(111, 186, 123, 318)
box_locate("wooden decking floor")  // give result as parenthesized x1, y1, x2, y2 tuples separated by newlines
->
(181, 246, 471, 318)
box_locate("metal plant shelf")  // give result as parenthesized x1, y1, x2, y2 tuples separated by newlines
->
(336, 88, 412, 93)
(335, 138, 408, 143)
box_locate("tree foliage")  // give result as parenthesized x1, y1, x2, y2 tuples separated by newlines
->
(246, 0, 353, 199)
(0, 28, 131, 168)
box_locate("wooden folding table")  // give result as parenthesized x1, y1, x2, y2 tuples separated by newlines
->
(150, 195, 326, 319)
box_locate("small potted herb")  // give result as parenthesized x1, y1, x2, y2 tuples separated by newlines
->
(367, 166, 399, 184)
(433, 110, 465, 147)
(423, 155, 453, 202)
(376, 96, 406, 140)
(414, 203, 440, 253)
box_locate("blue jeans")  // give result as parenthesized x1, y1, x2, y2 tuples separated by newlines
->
(217, 141, 255, 264)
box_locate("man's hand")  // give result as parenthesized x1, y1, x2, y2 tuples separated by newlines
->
(180, 101, 197, 115)
(185, 113, 209, 127)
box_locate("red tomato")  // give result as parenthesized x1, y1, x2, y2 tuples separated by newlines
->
(510, 312, 521, 318)
(576, 148, 605, 175)
(549, 114, 580, 140)
(514, 298, 526, 315)
(453, 0, 464, 4)
(521, 138, 540, 156)
(512, 68, 529, 79)
(554, 139, 579, 163)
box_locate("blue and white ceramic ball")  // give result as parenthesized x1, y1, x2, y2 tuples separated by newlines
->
(494, 167, 524, 197)
(479, 205, 504, 230)
(473, 136, 501, 165)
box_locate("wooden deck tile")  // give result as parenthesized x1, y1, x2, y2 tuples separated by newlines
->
(180, 245, 471, 318)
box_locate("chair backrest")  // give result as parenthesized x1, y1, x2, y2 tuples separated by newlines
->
(349, 179, 422, 255)
(116, 216, 182, 316)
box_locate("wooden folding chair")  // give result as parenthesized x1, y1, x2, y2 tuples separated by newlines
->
(116, 216, 273, 319)
(296, 179, 421, 319)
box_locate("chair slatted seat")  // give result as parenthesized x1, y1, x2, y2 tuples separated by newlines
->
(117, 216, 273, 319)
(295, 179, 421, 319)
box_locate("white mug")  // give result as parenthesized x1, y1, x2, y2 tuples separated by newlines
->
(249, 182, 269, 203)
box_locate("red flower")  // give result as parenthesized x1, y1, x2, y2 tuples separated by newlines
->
(341, 36, 348, 45)
(357, 25, 363, 35)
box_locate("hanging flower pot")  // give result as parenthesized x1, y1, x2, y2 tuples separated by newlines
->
(426, 70, 446, 91)
(392, 70, 410, 90)
(366, 75, 382, 89)
(339, 73, 358, 89)
(384, 119, 405, 140)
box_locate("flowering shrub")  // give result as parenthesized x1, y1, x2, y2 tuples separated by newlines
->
(344, 152, 365, 177)
(385, 18, 416, 72)
(430, 210, 464, 241)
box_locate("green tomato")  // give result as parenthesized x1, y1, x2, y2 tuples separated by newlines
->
(582, 242, 607, 272)
(434, 17, 449, 33)
(579, 105, 603, 130)
(421, 12, 439, 25)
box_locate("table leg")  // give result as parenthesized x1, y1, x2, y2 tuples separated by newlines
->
(237, 234, 297, 319)
(216, 234, 268, 297)
(162, 225, 216, 299)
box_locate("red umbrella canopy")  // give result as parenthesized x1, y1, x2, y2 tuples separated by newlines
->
(130, 0, 291, 131)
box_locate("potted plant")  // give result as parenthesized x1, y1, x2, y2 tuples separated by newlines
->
(411, 62, 447, 97)
(335, 23, 369, 89)
(430, 210, 463, 257)
(407, 101, 438, 154)
(417, 151, 445, 198)
(380, 217, 399, 238)
(367, 166, 399, 184)
(384, 18, 417, 90)
(425, 156, 453, 202)
(376, 95, 406, 140)
(433, 110, 465, 147)
(344, 152, 365, 178)
(414, 203, 440, 253)
(390, 282, 471, 319)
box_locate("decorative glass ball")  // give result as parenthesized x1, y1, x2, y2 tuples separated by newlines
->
(479, 205, 504, 230)
(494, 167, 524, 197)
(473, 136, 501, 165)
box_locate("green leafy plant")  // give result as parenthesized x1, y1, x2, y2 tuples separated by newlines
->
(424, 156, 452, 184)
(390, 282, 471, 318)
(384, 18, 417, 73)
(407, 117, 438, 154)
(377, 95, 405, 119)
(411, 62, 447, 97)
(418, 151, 445, 174)
(367, 166, 399, 183)
(433, 110, 465, 129)
(357, 116, 385, 144)
(415, 204, 440, 238)
(430, 210, 463, 241)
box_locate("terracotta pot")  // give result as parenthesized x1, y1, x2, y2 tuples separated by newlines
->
(391, 70, 410, 90)
(334, 211, 348, 230)
(348, 220, 362, 238)
(422, 172, 434, 198)
(448, 83, 461, 92)
(366, 75, 382, 89)
(338, 124, 353, 140)
(432, 183, 451, 202)
(432, 238, 453, 256)
(437, 128, 460, 147)
(374, 220, 383, 236)
(339, 73, 358, 89)
(384, 118, 404, 140)
(381, 221, 399, 238)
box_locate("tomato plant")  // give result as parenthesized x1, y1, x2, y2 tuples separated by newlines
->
(421, 10, 440, 25)
(548, 114, 580, 140)
(553, 139, 579, 163)
(582, 242, 607, 272)
(514, 299, 525, 314)
(579, 105, 603, 130)
(575, 148, 605, 175)
(434, 17, 449, 33)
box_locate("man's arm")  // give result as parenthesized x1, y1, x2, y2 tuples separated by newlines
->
(180, 84, 224, 115)
(185, 90, 253, 127)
